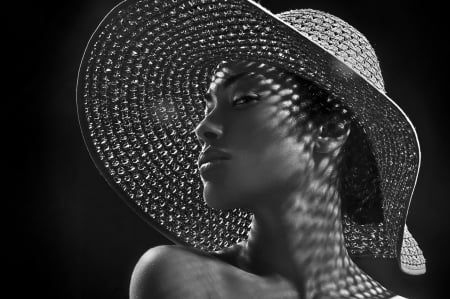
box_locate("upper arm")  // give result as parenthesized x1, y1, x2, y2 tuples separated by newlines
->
(129, 245, 219, 299)
(130, 245, 164, 299)
(130, 245, 190, 299)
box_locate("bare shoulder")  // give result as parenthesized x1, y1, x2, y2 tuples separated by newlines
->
(130, 245, 221, 299)
(130, 244, 299, 299)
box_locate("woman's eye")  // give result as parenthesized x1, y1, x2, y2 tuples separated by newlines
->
(232, 95, 259, 107)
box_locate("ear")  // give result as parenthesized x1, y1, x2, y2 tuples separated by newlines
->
(314, 121, 351, 154)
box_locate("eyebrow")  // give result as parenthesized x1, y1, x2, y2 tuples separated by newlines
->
(222, 72, 247, 89)
(204, 72, 248, 103)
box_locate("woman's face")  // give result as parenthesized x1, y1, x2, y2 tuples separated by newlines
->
(195, 62, 317, 211)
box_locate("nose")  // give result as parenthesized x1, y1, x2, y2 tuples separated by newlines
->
(194, 116, 224, 146)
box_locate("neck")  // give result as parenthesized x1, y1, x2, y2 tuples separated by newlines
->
(239, 158, 393, 299)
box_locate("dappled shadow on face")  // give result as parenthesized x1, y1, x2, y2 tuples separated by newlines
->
(197, 61, 349, 215)
(210, 61, 383, 223)
(214, 60, 320, 173)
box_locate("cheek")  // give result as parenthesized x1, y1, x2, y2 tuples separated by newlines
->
(244, 107, 305, 180)
(243, 138, 305, 185)
(202, 103, 312, 209)
(227, 127, 308, 205)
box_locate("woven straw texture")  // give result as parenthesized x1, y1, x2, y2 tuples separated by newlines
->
(400, 225, 426, 274)
(77, 0, 420, 259)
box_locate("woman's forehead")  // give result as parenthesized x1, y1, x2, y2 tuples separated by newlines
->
(209, 61, 296, 90)
(214, 61, 285, 78)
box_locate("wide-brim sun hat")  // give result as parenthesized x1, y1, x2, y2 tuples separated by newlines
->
(77, 0, 426, 274)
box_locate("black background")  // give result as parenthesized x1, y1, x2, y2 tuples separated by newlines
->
(10, 0, 449, 298)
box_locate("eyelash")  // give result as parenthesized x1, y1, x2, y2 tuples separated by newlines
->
(203, 95, 259, 114)
(232, 95, 259, 107)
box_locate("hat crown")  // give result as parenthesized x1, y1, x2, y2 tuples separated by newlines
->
(277, 9, 385, 93)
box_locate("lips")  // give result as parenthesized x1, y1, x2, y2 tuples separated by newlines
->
(198, 147, 231, 168)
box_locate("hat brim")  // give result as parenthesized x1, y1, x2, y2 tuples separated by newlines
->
(77, 0, 421, 259)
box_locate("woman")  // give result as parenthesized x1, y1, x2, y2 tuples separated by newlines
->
(130, 60, 402, 298)
(77, 0, 426, 298)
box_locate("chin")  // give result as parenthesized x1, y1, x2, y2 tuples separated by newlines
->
(203, 184, 237, 210)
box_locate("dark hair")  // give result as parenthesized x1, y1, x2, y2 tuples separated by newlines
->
(292, 74, 383, 224)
